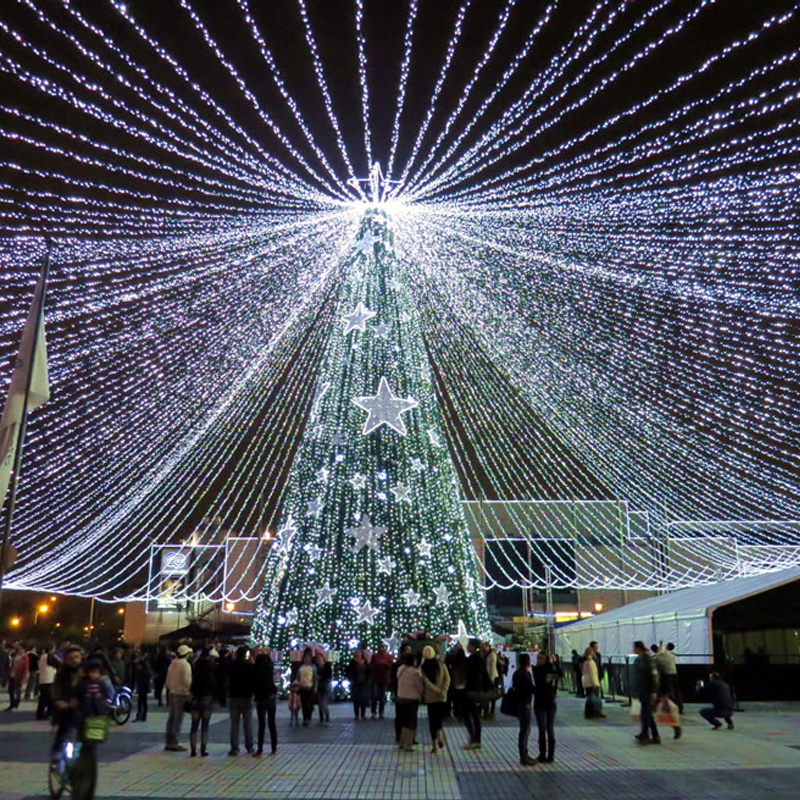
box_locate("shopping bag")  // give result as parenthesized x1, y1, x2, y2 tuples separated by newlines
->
(628, 698, 641, 721)
(656, 698, 680, 726)
(83, 715, 110, 743)
(500, 687, 519, 717)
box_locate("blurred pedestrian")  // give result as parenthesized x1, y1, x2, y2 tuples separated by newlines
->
(512, 653, 536, 766)
(37, 644, 57, 720)
(164, 644, 192, 751)
(133, 648, 152, 722)
(227, 646, 254, 755)
(533, 652, 562, 763)
(633, 640, 660, 745)
(370, 643, 393, 719)
(396, 651, 423, 752)
(297, 649, 317, 727)
(189, 647, 216, 757)
(347, 649, 370, 720)
(421, 645, 450, 753)
(253, 650, 277, 755)
(315, 652, 332, 724)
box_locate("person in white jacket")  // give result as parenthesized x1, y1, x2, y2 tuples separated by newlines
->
(164, 645, 192, 751)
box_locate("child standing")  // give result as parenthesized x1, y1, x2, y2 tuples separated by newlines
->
(288, 680, 301, 725)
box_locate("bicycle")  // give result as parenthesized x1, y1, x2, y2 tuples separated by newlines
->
(48, 716, 109, 800)
(110, 685, 132, 725)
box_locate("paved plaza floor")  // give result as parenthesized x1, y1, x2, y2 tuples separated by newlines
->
(1, 695, 800, 800)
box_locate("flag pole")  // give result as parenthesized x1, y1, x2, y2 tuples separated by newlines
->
(0, 238, 53, 611)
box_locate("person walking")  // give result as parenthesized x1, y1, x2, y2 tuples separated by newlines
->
(697, 672, 735, 730)
(512, 653, 536, 766)
(297, 649, 317, 727)
(37, 644, 57, 720)
(24, 645, 39, 700)
(446, 643, 467, 721)
(462, 638, 487, 750)
(253, 651, 277, 756)
(370, 643, 394, 719)
(533, 652, 563, 763)
(482, 642, 499, 720)
(633, 640, 660, 745)
(227, 646, 255, 755)
(164, 644, 192, 751)
(133, 648, 152, 722)
(657, 642, 684, 713)
(581, 646, 604, 719)
(571, 649, 584, 697)
(189, 647, 216, 757)
(420, 646, 450, 753)
(346, 649, 370, 720)
(153, 645, 171, 707)
(396, 652, 423, 751)
(315, 652, 332, 725)
(5, 645, 28, 711)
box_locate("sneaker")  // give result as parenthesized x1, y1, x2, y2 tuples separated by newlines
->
(520, 756, 537, 766)
(651, 736, 661, 745)
(711, 723, 723, 730)
(164, 744, 186, 752)
(371, 713, 377, 720)
(674, 727, 682, 740)
(727, 721, 735, 730)
(228, 750, 238, 757)
(462, 742, 477, 751)
(190, 751, 197, 757)
(545, 756, 555, 763)
(200, 751, 208, 757)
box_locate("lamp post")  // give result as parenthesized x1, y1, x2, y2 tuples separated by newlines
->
(33, 603, 48, 625)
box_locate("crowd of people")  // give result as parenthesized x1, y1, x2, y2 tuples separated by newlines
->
(0, 633, 738, 774)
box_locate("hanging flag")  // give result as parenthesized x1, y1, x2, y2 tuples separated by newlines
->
(0, 273, 50, 507)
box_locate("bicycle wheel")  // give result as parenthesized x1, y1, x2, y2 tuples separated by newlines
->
(112, 695, 131, 725)
(48, 758, 66, 799)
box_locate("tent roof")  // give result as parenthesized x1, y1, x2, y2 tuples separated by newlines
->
(562, 566, 800, 633)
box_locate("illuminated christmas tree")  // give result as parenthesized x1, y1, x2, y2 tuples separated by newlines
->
(251, 207, 489, 650)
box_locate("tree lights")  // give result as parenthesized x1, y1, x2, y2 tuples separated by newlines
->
(0, 1, 795, 608)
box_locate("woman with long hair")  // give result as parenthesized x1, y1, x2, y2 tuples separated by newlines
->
(420, 646, 451, 753)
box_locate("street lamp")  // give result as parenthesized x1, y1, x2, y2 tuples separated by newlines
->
(34, 604, 49, 624)
(10, 617, 21, 628)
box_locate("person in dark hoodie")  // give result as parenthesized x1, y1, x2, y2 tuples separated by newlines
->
(253, 651, 277, 756)
(227, 647, 254, 756)
(532, 652, 563, 763)
(189, 648, 216, 757)
(71, 659, 112, 800)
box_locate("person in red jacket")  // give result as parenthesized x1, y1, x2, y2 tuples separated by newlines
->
(370, 643, 394, 720)
(5, 645, 29, 711)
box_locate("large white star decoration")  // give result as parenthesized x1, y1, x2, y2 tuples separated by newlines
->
(354, 229, 380, 255)
(347, 513, 387, 553)
(377, 555, 396, 575)
(315, 582, 337, 606)
(315, 466, 330, 483)
(331, 431, 345, 447)
(390, 483, 412, 504)
(410, 457, 426, 473)
(418, 539, 433, 558)
(276, 515, 297, 542)
(306, 497, 324, 518)
(453, 619, 472, 650)
(355, 601, 379, 624)
(342, 302, 376, 335)
(382, 631, 402, 652)
(285, 607, 299, 625)
(402, 589, 421, 607)
(374, 321, 391, 338)
(352, 377, 419, 436)
(428, 429, 443, 448)
(433, 584, 450, 606)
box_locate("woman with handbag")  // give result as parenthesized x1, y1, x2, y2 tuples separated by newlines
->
(581, 646, 606, 719)
(420, 646, 450, 753)
(396, 652, 423, 752)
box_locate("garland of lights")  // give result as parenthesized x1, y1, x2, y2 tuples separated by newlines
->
(0, 0, 796, 607)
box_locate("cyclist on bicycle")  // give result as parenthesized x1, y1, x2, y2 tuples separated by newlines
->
(51, 647, 83, 758)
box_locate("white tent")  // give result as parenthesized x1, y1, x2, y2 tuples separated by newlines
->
(555, 567, 800, 664)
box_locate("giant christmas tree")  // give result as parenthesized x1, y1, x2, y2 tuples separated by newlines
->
(251, 208, 489, 651)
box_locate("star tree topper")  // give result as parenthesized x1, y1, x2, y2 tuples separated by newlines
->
(352, 377, 419, 436)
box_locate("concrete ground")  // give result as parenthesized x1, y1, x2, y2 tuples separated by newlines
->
(1, 693, 800, 799)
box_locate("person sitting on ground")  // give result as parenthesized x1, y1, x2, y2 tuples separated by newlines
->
(697, 672, 735, 731)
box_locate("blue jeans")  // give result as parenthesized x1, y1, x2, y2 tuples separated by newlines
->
(534, 704, 556, 760)
(518, 702, 532, 760)
(639, 693, 659, 740)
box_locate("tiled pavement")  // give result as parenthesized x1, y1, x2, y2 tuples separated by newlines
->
(1, 696, 800, 799)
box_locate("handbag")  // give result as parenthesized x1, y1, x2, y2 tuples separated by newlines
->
(500, 687, 519, 717)
(83, 715, 110, 743)
(656, 698, 680, 726)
